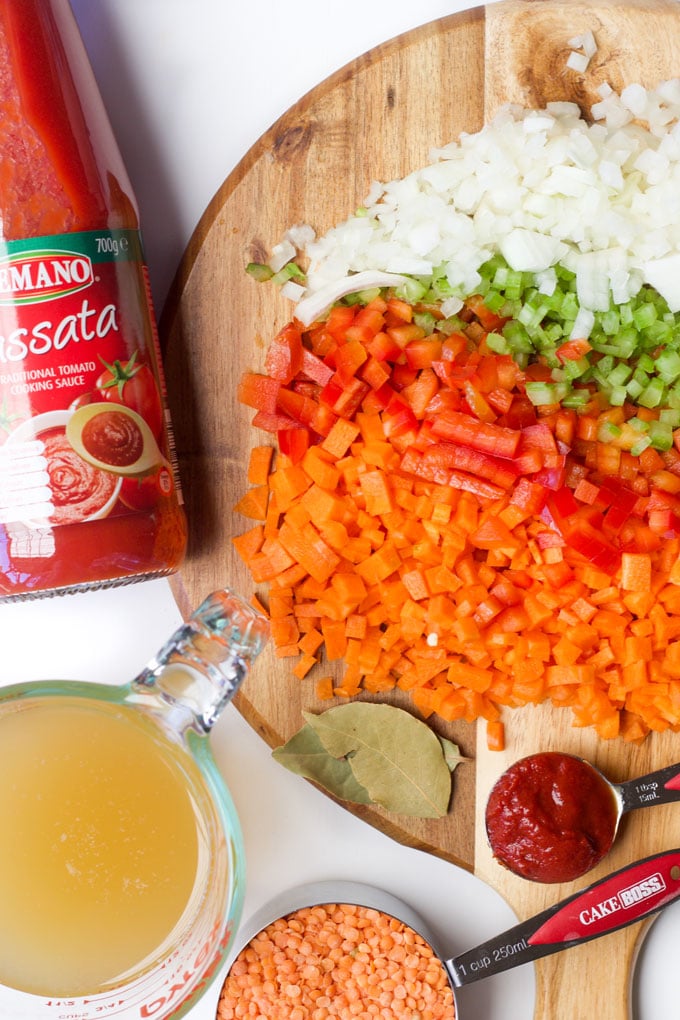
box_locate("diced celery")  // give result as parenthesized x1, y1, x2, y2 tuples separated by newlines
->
(525, 381, 570, 405)
(486, 332, 508, 354)
(598, 420, 622, 441)
(414, 312, 436, 335)
(609, 386, 627, 406)
(648, 419, 674, 450)
(601, 310, 620, 335)
(609, 363, 633, 386)
(656, 349, 680, 383)
(398, 278, 428, 303)
(638, 377, 666, 408)
(660, 408, 680, 427)
(633, 302, 658, 329)
(631, 437, 652, 455)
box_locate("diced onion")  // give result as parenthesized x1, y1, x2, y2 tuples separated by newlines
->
(294, 270, 409, 326)
(272, 73, 680, 321)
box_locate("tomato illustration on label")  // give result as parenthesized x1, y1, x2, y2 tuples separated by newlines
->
(95, 350, 164, 441)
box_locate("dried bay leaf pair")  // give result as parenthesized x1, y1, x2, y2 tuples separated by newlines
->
(272, 702, 465, 818)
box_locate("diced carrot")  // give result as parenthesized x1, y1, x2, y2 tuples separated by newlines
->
(620, 552, 652, 592)
(486, 719, 505, 752)
(233, 484, 269, 521)
(232, 524, 265, 563)
(247, 445, 275, 485)
(293, 654, 317, 679)
(316, 676, 335, 700)
(270, 614, 300, 648)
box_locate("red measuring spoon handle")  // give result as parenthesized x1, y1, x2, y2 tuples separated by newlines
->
(447, 848, 680, 986)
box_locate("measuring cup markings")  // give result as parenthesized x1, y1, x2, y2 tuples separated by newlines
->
(616, 761, 680, 814)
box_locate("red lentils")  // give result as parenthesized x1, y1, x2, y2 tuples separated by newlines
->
(217, 903, 455, 1020)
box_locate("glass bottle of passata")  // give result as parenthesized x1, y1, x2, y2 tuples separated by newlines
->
(0, 0, 188, 600)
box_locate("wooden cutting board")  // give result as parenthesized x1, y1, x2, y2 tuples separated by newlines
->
(161, 2, 680, 1016)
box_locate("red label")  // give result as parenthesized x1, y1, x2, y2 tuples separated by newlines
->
(0, 229, 182, 543)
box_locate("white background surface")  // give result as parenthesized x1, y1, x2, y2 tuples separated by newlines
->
(1, 2, 679, 1017)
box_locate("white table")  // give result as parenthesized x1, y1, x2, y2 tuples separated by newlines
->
(1, 2, 677, 1016)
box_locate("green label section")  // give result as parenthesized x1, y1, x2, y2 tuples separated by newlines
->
(0, 228, 145, 264)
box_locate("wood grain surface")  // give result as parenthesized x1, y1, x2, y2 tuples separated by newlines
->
(161, 2, 680, 1017)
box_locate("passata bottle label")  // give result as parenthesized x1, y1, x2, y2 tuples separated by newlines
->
(0, 228, 183, 549)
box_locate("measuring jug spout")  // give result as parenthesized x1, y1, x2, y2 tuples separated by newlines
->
(131, 588, 270, 732)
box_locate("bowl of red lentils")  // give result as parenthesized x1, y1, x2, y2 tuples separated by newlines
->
(217, 881, 456, 1020)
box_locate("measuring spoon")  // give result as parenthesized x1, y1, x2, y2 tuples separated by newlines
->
(485, 751, 680, 883)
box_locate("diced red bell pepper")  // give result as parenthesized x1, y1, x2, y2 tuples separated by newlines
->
(462, 381, 496, 424)
(320, 375, 369, 419)
(400, 368, 440, 419)
(335, 340, 368, 384)
(555, 337, 592, 362)
(366, 330, 403, 362)
(301, 347, 334, 387)
(464, 294, 508, 332)
(549, 485, 579, 518)
(325, 304, 356, 340)
(382, 394, 418, 438)
(448, 469, 506, 501)
(278, 426, 311, 464)
(265, 322, 304, 383)
(276, 386, 318, 427)
(430, 410, 521, 459)
(531, 456, 566, 491)
(420, 441, 518, 489)
(404, 337, 443, 370)
(238, 372, 280, 413)
(346, 302, 386, 341)
(251, 410, 300, 432)
(510, 477, 547, 515)
(486, 387, 514, 415)
(432, 361, 476, 387)
(519, 423, 558, 456)
(563, 518, 620, 573)
(387, 323, 426, 349)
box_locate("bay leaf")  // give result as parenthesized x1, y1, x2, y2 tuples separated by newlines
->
(438, 735, 467, 773)
(303, 703, 452, 818)
(272, 723, 371, 804)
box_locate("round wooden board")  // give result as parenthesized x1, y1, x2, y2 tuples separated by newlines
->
(162, 3, 680, 1016)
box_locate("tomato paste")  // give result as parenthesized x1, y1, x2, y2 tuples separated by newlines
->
(485, 752, 619, 884)
(0, 0, 187, 599)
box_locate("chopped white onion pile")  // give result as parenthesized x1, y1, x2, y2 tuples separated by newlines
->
(270, 74, 680, 327)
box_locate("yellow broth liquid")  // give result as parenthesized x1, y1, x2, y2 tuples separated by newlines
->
(0, 697, 207, 996)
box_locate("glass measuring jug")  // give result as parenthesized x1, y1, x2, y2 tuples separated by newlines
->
(0, 588, 269, 1020)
